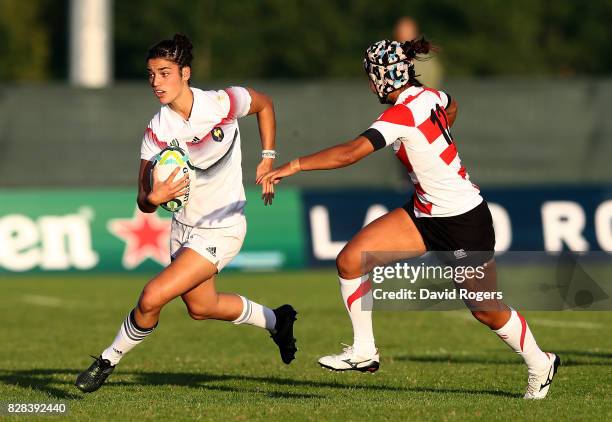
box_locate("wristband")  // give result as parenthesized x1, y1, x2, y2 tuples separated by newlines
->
(261, 150, 277, 159)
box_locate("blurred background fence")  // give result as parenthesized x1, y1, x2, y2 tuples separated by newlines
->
(2, 78, 612, 188)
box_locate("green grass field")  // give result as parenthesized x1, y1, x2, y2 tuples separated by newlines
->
(1, 270, 611, 421)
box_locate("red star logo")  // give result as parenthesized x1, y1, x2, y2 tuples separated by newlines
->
(107, 207, 171, 269)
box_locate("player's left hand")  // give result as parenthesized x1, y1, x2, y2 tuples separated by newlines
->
(256, 158, 274, 180)
(256, 158, 275, 206)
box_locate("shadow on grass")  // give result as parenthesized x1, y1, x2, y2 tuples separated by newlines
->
(0, 369, 82, 400)
(554, 349, 612, 366)
(0, 368, 520, 400)
(394, 349, 612, 366)
(554, 349, 612, 360)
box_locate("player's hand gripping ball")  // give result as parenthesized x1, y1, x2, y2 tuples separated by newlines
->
(151, 146, 196, 212)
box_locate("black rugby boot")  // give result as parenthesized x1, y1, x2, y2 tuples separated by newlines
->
(75, 355, 115, 393)
(271, 305, 298, 364)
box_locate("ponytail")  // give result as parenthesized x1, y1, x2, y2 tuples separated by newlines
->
(401, 36, 437, 87)
(401, 36, 436, 60)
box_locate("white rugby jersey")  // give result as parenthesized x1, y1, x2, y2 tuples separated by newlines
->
(141, 86, 251, 228)
(366, 86, 482, 217)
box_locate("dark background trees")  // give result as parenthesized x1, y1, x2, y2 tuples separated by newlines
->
(2, 0, 611, 81)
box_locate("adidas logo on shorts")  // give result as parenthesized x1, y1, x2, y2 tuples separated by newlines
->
(206, 246, 217, 257)
(454, 249, 467, 259)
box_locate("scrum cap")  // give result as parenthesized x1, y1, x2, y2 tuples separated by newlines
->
(363, 39, 413, 103)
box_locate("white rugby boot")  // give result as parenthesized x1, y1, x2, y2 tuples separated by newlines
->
(524, 353, 561, 399)
(318, 344, 379, 373)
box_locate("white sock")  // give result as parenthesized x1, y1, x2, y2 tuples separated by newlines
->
(494, 309, 549, 371)
(232, 295, 277, 333)
(339, 275, 376, 356)
(101, 309, 157, 366)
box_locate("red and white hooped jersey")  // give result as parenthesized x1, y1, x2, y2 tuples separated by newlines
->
(140, 86, 251, 228)
(366, 86, 482, 217)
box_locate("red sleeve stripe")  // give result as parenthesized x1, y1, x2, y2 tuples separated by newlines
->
(144, 128, 167, 149)
(439, 143, 458, 165)
(378, 104, 414, 126)
(458, 166, 467, 179)
(223, 88, 238, 121)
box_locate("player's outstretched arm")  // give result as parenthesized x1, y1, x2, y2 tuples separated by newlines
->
(298, 136, 375, 170)
(256, 136, 375, 186)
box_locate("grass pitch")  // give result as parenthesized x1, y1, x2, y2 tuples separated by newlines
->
(1, 270, 611, 421)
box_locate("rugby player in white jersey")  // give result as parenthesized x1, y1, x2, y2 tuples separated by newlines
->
(76, 34, 297, 393)
(258, 39, 559, 399)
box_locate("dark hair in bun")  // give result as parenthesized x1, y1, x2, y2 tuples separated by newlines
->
(147, 33, 194, 70)
(400, 36, 434, 61)
(402, 36, 437, 87)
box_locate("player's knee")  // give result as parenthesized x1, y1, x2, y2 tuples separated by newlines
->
(336, 248, 361, 278)
(138, 287, 164, 315)
(336, 248, 362, 278)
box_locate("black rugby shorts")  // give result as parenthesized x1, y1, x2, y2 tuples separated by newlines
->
(403, 198, 495, 267)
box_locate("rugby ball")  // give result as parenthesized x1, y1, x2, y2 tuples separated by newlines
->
(151, 146, 196, 212)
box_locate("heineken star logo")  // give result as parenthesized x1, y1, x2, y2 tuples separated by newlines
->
(107, 208, 170, 269)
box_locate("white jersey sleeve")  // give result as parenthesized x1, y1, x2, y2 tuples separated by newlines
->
(221, 86, 252, 121)
(140, 122, 164, 161)
(362, 104, 417, 150)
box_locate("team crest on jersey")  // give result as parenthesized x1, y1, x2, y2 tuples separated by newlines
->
(211, 127, 224, 142)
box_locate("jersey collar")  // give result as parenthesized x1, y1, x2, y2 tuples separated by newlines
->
(395, 86, 424, 104)
(166, 87, 198, 123)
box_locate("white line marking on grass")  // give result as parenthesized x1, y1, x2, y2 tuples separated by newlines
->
(530, 318, 603, 329)
(21, 294, 64, 307)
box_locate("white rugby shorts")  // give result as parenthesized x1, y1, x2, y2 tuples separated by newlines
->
(170, 218, 246, 272)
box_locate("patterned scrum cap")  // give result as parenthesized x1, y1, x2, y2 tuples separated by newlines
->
(363, 39, 413, 103)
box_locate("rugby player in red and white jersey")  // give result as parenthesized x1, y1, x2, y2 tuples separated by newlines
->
(75, 34, 297, 393)
(258, 39, 560, 399)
